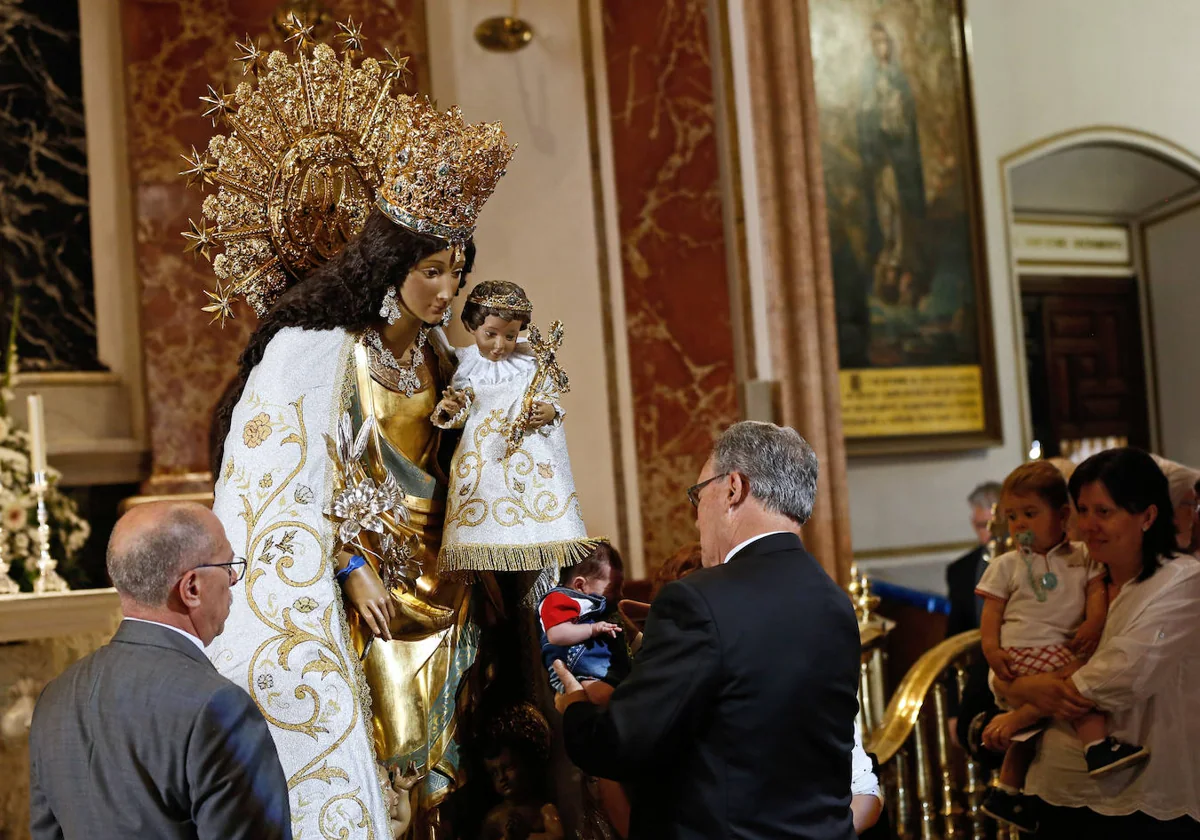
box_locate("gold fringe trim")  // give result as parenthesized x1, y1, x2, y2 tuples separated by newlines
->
(438, 537, 608, 574)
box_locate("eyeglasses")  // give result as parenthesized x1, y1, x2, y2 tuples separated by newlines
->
(687, 473, 730, 508)
(191, 557, 247, 585)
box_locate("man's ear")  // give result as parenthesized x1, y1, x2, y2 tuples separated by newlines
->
(728, 472, 751, 507)
(177, 570, 202, 609)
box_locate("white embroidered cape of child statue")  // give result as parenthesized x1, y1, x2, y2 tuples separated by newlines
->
(437, 341, 600, 573)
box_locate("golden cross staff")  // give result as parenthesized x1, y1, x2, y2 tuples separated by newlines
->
(506, 320, 569, 457)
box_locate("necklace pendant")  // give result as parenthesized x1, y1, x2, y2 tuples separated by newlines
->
(1041, 571, 1058, 591)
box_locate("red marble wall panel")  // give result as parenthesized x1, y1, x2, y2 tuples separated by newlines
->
(122, 0, 428, 490)
(602, 1, 739, 568)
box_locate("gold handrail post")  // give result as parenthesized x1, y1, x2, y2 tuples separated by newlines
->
(954, 664, 989, 840)
(911, 712, 937, 840)
(932, 682, 960, 837)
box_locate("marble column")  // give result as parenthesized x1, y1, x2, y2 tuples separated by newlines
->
(0, 0, 100, 372)
(740, 0, 854, 583)
(601, 0, 740, 570)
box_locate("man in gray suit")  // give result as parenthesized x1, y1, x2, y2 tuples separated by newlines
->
(29, 501, 291, 840)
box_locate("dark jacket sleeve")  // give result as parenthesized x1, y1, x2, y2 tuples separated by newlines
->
(562, 579, 721, 780)
(28, 748, 64, 840)
(945, 550, 980, 639)
(188, 683, 292, 840)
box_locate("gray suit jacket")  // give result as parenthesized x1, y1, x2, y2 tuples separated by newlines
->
(29, 620, 291, 840)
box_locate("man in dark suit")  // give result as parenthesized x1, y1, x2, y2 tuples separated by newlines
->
(555, 422, 861, 840)
(945, 482, 1002, 763)
(945, 481, 1001, 638)
(29, 501, 291, 840)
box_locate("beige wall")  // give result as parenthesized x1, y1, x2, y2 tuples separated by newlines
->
(1144, 204, 1200, 469)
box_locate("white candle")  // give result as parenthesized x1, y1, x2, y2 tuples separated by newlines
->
(26, 394, 46, 473)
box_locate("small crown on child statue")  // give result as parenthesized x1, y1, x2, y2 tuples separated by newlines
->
(467, 290, 533, 315)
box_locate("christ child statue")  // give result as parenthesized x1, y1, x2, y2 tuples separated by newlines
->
(432, 281, 599, 580)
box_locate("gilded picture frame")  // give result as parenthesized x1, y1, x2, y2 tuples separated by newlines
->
(810, 0, 1001, 455)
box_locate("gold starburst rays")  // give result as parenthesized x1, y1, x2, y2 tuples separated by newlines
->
(180, 16, 413, 326)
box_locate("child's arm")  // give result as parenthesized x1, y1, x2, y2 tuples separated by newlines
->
(979, 597, 1016, 681)
(546, 619, 622, 647)
(1067, 576, 1107, 659)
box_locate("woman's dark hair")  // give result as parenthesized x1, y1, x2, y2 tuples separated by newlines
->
(1068, 447, 1176, 581)
(209, 208, 476, 474)
(460, 280, 531, 331)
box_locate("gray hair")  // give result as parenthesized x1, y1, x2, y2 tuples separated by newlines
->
(106, 506, 214, 607)
(967, 482, 1002, 510)
(712, 421, 819, 524)
(1151, 455, 1200, 509)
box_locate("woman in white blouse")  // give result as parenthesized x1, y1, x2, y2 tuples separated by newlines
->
(851, 718, 883, 833)
(990, 448, 1200, 838)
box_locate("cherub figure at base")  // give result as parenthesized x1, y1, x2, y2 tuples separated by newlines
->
(433, 280, 601, 591)
(480, 704, 565, 840)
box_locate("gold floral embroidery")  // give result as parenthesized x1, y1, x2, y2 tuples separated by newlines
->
(443, 407, 579, 531)
(259, 472, 274, 489)
(294, 596, 318, 613)
(243, 412, 272, 448)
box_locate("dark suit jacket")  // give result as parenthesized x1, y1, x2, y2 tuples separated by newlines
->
(945, 545, 986, 638)
(562, 532, 860, 840)
(29, 620, 291, 840)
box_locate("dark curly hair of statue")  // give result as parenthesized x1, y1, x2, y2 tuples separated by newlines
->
(461, 280, 531, 331)
(1068, 447, 1177, 582)
(209, 207, 476, 474)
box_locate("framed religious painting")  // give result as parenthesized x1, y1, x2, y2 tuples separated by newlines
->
(810, 0, 1001, 455)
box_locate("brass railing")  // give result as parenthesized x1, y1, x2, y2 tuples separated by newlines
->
(850, 566, 1017, 840)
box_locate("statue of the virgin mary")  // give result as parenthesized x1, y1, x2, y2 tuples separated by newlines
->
(183, 18, 515, 839)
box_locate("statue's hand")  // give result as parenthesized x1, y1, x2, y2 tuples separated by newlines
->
(342, 562, 395, 641)
(527, 401, 557, 429)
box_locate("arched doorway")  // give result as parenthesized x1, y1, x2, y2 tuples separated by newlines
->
(1000, 129, 1200, 463)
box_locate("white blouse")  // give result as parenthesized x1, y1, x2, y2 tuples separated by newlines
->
(852, 718, 882, 801)
(1025, 554, 1200, 821)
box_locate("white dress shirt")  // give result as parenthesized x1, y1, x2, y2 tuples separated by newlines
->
(1025, 554, 1200, 821)
(124, 617, 207, 652)
(723, 531, 792, 564)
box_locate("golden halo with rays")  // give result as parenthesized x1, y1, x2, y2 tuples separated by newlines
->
(181, 14, 413, 325)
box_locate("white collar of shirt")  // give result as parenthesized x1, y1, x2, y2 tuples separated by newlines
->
(723, 530, 792, 565)
(124, 617, 206, 652)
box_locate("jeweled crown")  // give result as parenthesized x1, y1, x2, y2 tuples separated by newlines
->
(466, 289, 532, 315)
(377, 97, 516, 244)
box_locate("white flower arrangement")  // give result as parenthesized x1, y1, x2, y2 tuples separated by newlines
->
(0, 299, 90, 590)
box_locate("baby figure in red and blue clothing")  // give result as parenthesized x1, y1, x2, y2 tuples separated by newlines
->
(977, 460, 1149, 833)
(537, 543, 631, 705)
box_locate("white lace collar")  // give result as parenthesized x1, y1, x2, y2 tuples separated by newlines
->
(454, 341, 536, 385)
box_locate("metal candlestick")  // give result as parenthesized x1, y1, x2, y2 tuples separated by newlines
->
(30, 471, 67, 594)
(0, 524, 18, 594)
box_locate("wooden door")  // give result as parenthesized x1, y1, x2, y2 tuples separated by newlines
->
(1020, 276, 1151, 457)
